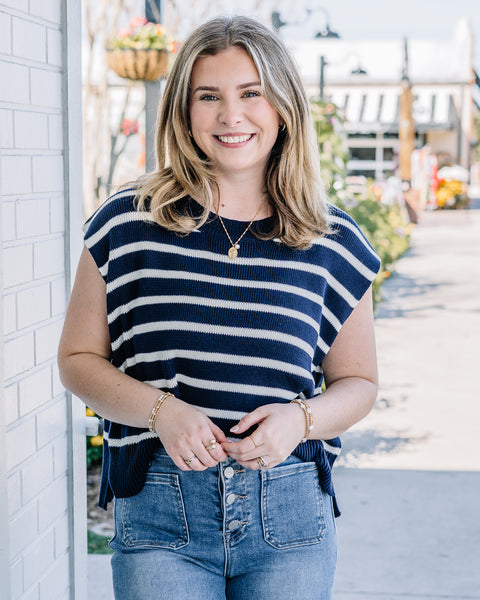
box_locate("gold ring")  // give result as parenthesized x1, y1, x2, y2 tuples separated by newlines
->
(205, 439, 217, 451)
(257, 456, 268, 468)
(248, 434, 258, 448)
(184, 456, 196, 465)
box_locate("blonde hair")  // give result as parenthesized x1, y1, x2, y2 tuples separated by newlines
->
(135, 15, 330, 248)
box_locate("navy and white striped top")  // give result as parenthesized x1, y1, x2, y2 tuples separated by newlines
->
(83, 189, 381, 514)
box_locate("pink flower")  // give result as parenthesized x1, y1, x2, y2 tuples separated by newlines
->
(121, 118, 139, 136)
(130, 16, 148, 29)
(117, 28, 131, 38)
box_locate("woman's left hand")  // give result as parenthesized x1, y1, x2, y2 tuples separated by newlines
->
(222, 402, 305, 469)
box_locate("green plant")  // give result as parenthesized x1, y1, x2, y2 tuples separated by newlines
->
(88, 530, 113, 554)
(106, 16, 176, 52)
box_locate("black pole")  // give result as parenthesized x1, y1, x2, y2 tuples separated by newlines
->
(319, 55, 326, 101)
(144, 0, 162, 173)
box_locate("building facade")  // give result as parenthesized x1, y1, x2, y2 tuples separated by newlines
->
(0, 1, 85, 598)
(287, 19, 475, 180)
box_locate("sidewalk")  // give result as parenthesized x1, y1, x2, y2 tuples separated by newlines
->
(88, 207, 480, 599)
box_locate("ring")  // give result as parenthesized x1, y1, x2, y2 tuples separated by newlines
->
(205, 439, 217, 451)
(257, 456, 268, 468)
(184, 456, 196, 465)
(248, 434, 258, 448)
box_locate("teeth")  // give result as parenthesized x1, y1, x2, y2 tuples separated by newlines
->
(217, 134, 253, 144)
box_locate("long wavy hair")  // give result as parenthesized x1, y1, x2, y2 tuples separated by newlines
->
(134, 15, 330, 248)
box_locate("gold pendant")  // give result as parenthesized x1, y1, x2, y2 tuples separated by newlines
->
(228, 246, 238, 260)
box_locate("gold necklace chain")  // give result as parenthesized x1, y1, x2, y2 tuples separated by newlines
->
(216, 201, 265, 260)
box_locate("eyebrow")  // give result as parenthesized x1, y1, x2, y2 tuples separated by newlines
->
(192, 81, 261, 94)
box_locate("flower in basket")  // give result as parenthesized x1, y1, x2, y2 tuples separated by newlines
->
(106, 16, 175, 53)
(105, 17, 177, 81)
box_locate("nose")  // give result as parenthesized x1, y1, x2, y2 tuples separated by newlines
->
(218, 97, 242, 127)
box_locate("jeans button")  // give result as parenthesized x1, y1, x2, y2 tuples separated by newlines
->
(228, 519, 242, 531)
(226, 493, 236, 505)
(224, 466, 235, 479)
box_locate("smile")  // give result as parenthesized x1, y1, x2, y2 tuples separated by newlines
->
(216, 134, 254, 144)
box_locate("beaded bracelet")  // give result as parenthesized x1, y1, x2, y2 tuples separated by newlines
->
(148, 392, 173, 432)
(290, 398, 313, 443)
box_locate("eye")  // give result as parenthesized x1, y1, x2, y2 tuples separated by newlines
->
(199, 93, 218, 101)
(242, 90, 260, 98)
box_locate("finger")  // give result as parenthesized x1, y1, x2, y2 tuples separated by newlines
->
(210, 423, 230, 444)
(230, 406, 269, 435)
(204, 437, 228, 462)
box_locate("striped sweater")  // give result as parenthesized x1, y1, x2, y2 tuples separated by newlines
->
(83, 189, 381, 514)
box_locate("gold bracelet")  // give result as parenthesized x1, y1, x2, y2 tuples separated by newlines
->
(148, 392, 173, 432)
(291, 398, 313, 443)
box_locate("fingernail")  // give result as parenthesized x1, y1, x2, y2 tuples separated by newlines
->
(230, 425, 239, 432)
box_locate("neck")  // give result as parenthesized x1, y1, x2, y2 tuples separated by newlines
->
(214, 175, 271, 221)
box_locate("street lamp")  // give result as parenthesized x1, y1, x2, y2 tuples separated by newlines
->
(272, 8, 340, 39)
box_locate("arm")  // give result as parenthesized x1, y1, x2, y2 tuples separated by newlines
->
(223, 286, 378, 467)
(58, 246, 228, 469)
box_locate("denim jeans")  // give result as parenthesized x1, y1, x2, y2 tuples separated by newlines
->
(110, 448, 337, 599)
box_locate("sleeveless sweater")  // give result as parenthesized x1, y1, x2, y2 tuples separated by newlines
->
(83, 189, 381, 515)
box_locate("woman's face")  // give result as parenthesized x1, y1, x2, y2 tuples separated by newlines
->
(189, 46, 281, 180)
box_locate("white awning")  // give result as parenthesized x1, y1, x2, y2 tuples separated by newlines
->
(329, 89, 455, 133)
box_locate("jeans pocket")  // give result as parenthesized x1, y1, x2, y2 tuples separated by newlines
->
(261, 462, 326, 549)
(113, 471, 189, 550)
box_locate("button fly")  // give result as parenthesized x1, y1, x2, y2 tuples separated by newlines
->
(224, 466, 235, 479)
(226, 493, 236, 505)
(228, 519, 242, 531)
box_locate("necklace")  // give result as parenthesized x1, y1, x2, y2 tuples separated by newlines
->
(216, 201, 265, 260)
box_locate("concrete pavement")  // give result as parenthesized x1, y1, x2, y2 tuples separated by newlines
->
(88, 206, 480, 599)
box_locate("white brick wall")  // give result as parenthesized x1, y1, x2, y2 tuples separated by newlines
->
(1, 2, 84, 599)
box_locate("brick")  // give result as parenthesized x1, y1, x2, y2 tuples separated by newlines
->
(0, 155, 32, 195)
(3, 292, 17, 336)
(2, 200, 16, 242)
(16, 196, 51, 239)
(29, 0, 62, 24)
(21, 444, 54, 503)
(14, 111, 49, 149)
(30, 69, 61, 109)
(39, 553, 69, 600)
(0, 61, 29, 104)
(0, 109, 14, 147)
(52, 434, 68, 479)
(51, 277, 66, 316)
(47, 28, 62, 67)
(48, 113, 63, 150)
(53, 513, 69, 558)
(49, 193, 65, 233)
(4, 382, 19, 426)
(34, 236, 64, 279)
(2, 0, 29, 10)
(35, 318, 63, 365)
(0, 12, 12, 54)
(4, 331, 35, 381)
(22, 529, 55, 590)
(37, 477, 68, 531)
(19, 366, 52, 416)
(12, 17, 46, 62)
(8, 471, 22, 517)
(52, 365, 64, 398)
(17, 283, 51, 330)
(10, 503, 39, 558)
(10, 557, 23, 599)
(21, 585, 41, 600)
(32, 155, 64, 193)
(6, 417, 36, 471)
(3, 244, 33, 288)
(36, 395, 66, 449)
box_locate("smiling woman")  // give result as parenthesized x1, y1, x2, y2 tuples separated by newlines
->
(58, 15, 381, 600)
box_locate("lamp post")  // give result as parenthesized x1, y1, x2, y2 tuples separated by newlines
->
(144, 0, 162, 172)
(398, 37, 415, 183)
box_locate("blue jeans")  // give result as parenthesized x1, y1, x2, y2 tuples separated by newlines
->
(110, 449, 337, 599)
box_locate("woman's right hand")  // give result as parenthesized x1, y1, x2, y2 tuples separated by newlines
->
(155, 395, 229, 471)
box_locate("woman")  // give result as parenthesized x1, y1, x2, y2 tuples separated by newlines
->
(58, 15, 380, 600)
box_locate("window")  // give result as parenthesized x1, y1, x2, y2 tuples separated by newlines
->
(350, 147, 376, 160)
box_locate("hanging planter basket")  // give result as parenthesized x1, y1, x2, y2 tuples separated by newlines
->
(106, 48, 169, 81)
